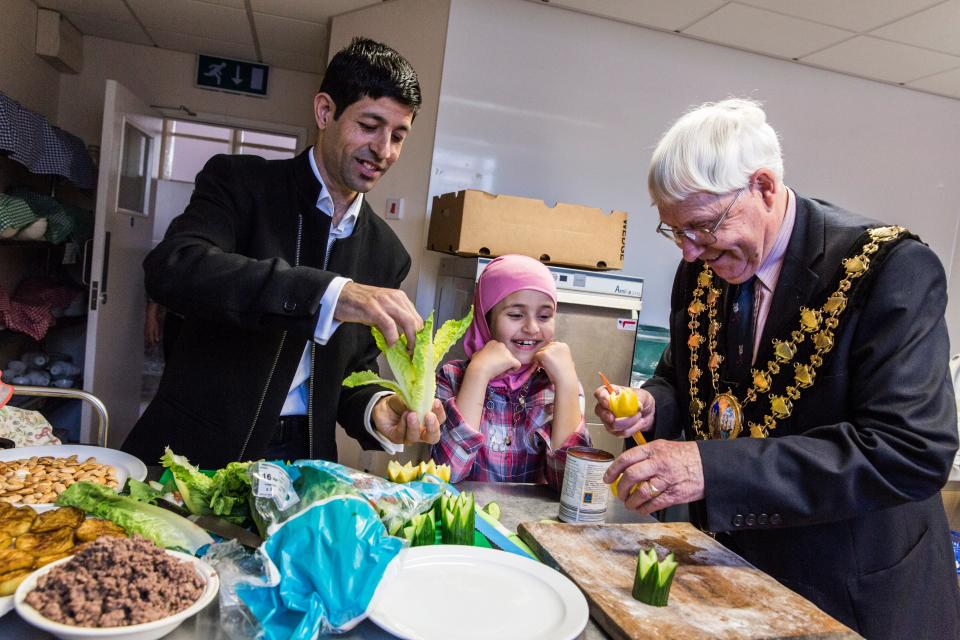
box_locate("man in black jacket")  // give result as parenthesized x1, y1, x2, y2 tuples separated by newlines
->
(124, 38, 444, 468)
(594, 99, 959, 638)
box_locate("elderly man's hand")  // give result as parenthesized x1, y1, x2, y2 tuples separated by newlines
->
(593, 385, 655, 439)
(372, 394, 445, 445)
(603, 439, 705, 515)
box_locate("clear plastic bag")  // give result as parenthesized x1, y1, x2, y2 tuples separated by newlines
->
(203, 540, 268, 640)
(248, 459, 443, 538)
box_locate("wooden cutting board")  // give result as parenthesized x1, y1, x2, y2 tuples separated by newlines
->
(518, 522, 860, 640)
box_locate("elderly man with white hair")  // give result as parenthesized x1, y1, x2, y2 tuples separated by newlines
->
(594, 98, 959, 638)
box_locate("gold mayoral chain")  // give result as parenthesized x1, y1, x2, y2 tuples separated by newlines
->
(685, 225, 909, 441)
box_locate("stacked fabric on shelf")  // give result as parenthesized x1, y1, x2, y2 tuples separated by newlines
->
(0, 283, 52, 341)
(0, 278, 85, 342)
(0, 92, 96, 189)
(0, 188, 92, 243)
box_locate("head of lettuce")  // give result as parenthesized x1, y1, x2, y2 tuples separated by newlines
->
(343, 308, 473, 444)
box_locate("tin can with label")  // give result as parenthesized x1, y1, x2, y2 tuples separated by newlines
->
(558, 446, 614, 523)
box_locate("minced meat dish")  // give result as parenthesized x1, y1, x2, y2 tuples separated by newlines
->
(24, 535, 205, 627)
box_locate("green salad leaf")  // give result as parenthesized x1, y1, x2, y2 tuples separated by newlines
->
(56, 482, 213, 553)
(160, 447, 253, 524)
(127, 478, 164, 504)
(160, 447, 214, 515)
(343, 308, 474, 420)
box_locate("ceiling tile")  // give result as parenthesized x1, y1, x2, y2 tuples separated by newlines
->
(65, 13, 153, 46)
(684, 3, 853, 59)
(871, 0, 960, 56)
(195, 0, 246, 8)
(37, 0, 135, 23)
(802, 36, 960, 84)
(127, 0, 253, 46)
(736, 0, 945, 32)
(251, 0, 378, 23)
(253, 12, 327, 56)
(260, 47, 324, 74)
(545, 0, 726, 31)
(151, 29, 258, 61)
(907, 65, 960, 98)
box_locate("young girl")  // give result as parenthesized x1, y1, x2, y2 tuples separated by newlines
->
(431, 254, 591, 489)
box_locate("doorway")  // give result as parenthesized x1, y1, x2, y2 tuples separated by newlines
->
(140, 119, 300, 406)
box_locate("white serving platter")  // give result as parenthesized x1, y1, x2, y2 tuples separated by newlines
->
(368, 545, 589, 640)
(0, 445, 148, 505)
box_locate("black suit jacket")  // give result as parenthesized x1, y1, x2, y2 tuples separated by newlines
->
(123, 149, 411, 468)
(644, 193, 960, 638)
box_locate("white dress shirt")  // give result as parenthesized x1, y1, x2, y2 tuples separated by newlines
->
(279, 148, 402, 453)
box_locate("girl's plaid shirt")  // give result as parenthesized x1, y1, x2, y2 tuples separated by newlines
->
(430, 359, 592, 490)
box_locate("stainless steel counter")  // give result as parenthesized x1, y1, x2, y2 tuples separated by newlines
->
(0, 481, 652, 640)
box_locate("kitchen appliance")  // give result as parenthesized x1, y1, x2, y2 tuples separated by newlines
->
(434, 256, 644, 457)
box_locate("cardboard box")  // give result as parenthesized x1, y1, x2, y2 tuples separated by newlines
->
(427, 190, 627, 270)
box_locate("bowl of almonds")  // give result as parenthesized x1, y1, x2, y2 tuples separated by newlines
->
(0, 445, 147, 507)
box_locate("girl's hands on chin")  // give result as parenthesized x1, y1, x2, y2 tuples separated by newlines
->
(534, 341, 578, 390)
(470, 340, 523, 379)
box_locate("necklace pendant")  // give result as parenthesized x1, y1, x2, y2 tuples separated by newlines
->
(504, 432, 511, 446)
(708, 392, 744, 440)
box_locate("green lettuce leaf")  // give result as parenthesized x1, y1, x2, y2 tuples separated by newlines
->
(343, 308, 474, 421)
(160, 449, 254, 525)
(160, 447, 214, 515)
(56, 482, 213, 553)
(127, 478, 163, 504)
(208, 461, 254, 524)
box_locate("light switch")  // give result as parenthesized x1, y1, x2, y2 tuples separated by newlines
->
(385, 197, 403, 220)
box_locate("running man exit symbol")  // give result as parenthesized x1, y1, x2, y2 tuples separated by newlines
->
(196, 54, 270, 97)
(204, 61, 227, 85)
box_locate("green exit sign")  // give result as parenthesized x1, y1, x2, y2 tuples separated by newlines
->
(196, 54, 270, 97)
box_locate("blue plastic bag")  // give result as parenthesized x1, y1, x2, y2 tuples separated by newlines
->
(237, 495, 404, 638)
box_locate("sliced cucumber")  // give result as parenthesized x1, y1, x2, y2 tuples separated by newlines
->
(632, 547, 677, 607)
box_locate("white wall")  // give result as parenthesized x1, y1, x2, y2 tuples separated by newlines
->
(0, 0, 61, 121)
(57, 36, 322, 147)
(328, 0, 451, 305)
(326, 0, 451, 471)
(422, 0, 960, 351)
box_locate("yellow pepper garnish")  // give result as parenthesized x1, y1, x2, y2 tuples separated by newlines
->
(387, 459, 451, 483)
(599, 371, 640, 418)
(610, 388, 640, 418)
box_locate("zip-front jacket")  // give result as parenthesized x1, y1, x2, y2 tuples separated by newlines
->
(123, 149, 410, 468)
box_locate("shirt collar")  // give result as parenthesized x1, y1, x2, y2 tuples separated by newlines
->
(754, 187, 796, 292)
(308, 146, 363, 231)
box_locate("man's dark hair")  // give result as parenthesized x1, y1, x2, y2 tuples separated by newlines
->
(320, 37, 421, 119)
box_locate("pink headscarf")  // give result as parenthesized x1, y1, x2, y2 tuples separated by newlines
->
(463, 255, 558, 391)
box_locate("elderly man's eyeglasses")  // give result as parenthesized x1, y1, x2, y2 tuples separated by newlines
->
(656, 187, 746, 246)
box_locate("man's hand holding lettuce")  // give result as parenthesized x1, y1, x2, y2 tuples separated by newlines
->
(345, 308, 473, 446)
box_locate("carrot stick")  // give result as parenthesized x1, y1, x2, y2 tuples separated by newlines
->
(598, 371, 615, 395)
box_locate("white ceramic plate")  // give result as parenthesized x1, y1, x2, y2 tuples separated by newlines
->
(0, 445, 148, 505)
(14, 550, 219, 640)
(368, 545, 589, 640)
